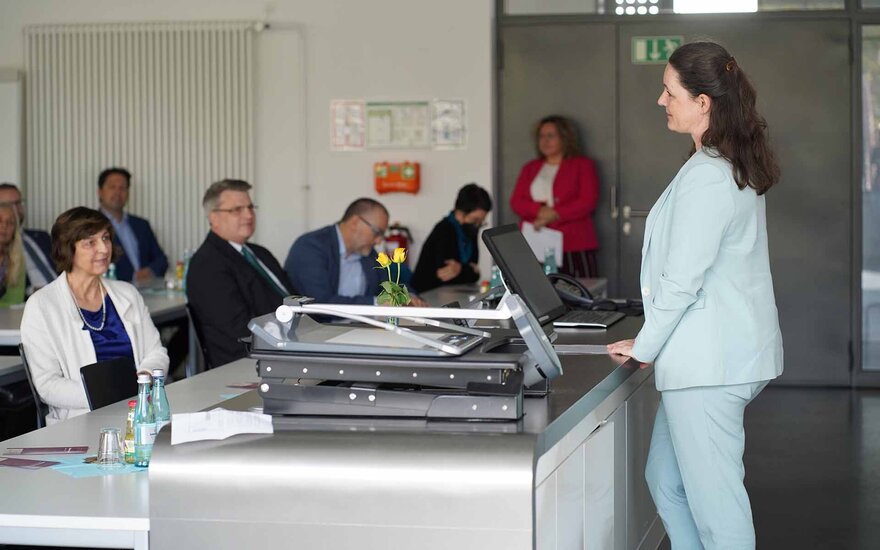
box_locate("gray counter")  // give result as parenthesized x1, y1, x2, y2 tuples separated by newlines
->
(149, 317, 664, 550)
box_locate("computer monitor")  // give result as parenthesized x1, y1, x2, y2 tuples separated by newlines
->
(482, 225, 566, 325)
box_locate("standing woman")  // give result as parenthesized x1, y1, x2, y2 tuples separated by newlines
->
(607, 42, 783, 549)
(510, 115, 600, 277)
(21, 207, 168, 423)
(0, 203, 26, 307)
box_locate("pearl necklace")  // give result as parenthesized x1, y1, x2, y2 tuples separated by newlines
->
(73, 283, 106, 332)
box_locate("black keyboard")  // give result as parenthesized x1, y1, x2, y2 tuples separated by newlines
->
(553, 309, 626, 328)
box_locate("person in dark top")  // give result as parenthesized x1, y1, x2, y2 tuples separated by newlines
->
(186, 179, 294, 367)
(412, 183, 492, 293)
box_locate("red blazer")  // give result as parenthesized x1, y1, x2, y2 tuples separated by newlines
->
(510, 156, 600, 252)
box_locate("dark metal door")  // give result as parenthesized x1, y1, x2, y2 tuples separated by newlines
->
(500, 18, 852, 385)
(499, 23, 620, 295)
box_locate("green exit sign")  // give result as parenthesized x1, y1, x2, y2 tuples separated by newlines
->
(632, 36, 683, 64)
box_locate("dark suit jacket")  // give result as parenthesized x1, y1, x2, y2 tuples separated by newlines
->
(285, 224, 405, 305)
(24, 229, 52, 259)
(411, 218, 479, 293)
(186, 231, 294, 367)
(22, 229, 55, 292)
(111, 214, 169, 282)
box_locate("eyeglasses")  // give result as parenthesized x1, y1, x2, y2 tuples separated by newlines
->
(213, 204, 257, 216)
(357, 215, 386, 238)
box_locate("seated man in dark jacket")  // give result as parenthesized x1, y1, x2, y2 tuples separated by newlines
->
(186, 179, 294, 367)
(411, 183, 492, 293)
(285, 198, 423, 306)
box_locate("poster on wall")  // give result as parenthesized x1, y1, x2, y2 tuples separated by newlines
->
(431, 99, 466, 149)
(330, 100, 366, 151)
(365, 101, 431, 149)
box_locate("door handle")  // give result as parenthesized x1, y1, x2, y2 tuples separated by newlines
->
(622, 205, 649, 219)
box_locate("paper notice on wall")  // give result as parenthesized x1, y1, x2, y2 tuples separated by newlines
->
(330, 100, 366, 151)
(366, 101, 430, 148)
(431, 99, 466, 149)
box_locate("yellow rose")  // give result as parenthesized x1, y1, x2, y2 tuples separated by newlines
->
(376, 252, 392, 268)
(392, 247, 407, 264)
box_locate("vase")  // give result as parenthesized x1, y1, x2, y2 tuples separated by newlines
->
(386, 316, 399, 327)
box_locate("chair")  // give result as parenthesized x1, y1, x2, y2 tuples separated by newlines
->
(186, 303, 215, 371)
(80, 357, 138, 411)
(18, 343, 48, 429)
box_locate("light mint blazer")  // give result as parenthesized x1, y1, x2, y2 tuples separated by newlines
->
(631, 148, 783, 391)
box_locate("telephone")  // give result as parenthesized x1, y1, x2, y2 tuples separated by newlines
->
(547, 273, 619, 311)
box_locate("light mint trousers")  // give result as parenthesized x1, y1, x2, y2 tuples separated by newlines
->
(646, 381, 768, 550)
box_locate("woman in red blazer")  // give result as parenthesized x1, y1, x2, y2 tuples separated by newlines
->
(510, 115, 600, 278)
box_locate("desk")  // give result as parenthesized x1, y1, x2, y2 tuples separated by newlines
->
(1, 318, 661, 550)
(0, 358, 259, 549)
(149, 317, 663, 550)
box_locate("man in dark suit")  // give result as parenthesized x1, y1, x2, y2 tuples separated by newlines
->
(186, 179, 294, 367)
(284, 198, 424, 306)
(0, 183, 55, 295)
(97, 167, 168, 282)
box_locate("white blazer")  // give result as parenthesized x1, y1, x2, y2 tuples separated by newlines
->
(21, 275, 169, 423)
(631, 149, 784, 391)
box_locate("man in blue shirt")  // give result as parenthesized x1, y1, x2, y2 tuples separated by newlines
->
(97, 168, 168, 282)
(285, 198, 424, 306)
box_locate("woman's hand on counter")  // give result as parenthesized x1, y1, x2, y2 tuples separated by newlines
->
(607, 339, 651, 369)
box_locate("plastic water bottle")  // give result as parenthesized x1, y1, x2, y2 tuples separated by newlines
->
(151, 369, 171, 433)
(133, 374, 156, 467)
(543, 247, 558, 275)
(490, 265, 502, 288)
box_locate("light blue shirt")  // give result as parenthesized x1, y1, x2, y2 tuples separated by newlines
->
(335, 225, 366, 298)
(101, 209, 140, 271)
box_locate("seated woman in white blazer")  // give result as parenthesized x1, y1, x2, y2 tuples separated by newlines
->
(608, 42, 783, 550)
(21, 207, 168, 424)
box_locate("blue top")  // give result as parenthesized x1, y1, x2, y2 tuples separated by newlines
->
(445, 211, 474, 264)
(81, 296, 135, 364)
(101, 209, 141, 272)
(334, 225, 367, 298)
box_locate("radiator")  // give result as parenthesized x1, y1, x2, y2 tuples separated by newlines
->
(24, 21, 256, 272)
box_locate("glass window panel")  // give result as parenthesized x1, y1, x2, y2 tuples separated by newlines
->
(865, 0, 880, 8)
(863, 26, 880, 371)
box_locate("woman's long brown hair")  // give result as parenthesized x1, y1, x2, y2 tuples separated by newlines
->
(669, 41, 780, 195)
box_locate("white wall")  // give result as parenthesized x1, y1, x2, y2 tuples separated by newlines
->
(0, 0, 495, 279)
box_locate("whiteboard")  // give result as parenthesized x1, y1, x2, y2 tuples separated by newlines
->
(0, 70, 21, 185)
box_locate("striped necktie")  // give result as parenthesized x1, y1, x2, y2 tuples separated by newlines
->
(241, 246, 288, 298)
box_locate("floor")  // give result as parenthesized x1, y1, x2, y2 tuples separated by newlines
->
(657, 386, 880, 549)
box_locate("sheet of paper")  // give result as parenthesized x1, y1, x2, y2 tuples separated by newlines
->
(520, 222, 563, 266)
(171, 408, 274, 446)
(330, 99, 366, 151)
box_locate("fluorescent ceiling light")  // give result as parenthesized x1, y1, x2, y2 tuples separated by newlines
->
(674, 0, 757, 13)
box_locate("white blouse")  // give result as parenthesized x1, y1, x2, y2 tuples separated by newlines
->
(529, 162, 559, 206)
